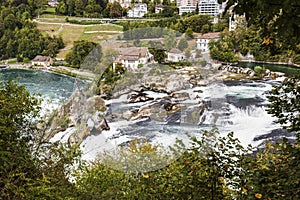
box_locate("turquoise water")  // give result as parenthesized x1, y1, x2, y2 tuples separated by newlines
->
(238, 62, 300, 77)
(0, 69, 86, 112)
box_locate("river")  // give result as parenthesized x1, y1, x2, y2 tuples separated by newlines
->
(0, 67, 298, 164)
(0, 68, 86, 115)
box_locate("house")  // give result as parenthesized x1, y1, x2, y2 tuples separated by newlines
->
(195, 32, 220, 52)
(155, 4, 164, 14)
(128, 3, 148, 18)
(31, 55, 53, 67)
(113, 47, 153, 71)
(167, 48, 186, 62)
(48, 0, 59, 7)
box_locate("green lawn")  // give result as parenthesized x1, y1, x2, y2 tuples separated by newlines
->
(43, 7, 56, 14)
(39, 13, 66, 19)
(37, 22, 123, 59)
(84, 24, 123, 32)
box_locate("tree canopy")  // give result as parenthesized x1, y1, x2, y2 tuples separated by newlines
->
(0, 2, 64, 61)
(65, 40, 99, 68)
(219, 0, 300, 51)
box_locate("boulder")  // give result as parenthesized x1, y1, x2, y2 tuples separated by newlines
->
(127, 92, 154, 103)
(171, 92, 190, 102)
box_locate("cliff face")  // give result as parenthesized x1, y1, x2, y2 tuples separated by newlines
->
(45, 88, 109, 145)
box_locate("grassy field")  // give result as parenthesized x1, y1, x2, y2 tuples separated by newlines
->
(37, 22, 123, 59)
(84, 24, 123, 32)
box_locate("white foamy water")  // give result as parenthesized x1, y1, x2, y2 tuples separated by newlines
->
(82, 79, 283, 162)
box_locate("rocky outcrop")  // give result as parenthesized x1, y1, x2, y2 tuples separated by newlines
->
(127, 91, 154, 103)
(218, 65, 285, 79)
(170, 92, 190, 102)
(46, 88, 108, 145)
(218, 65, 255, 77)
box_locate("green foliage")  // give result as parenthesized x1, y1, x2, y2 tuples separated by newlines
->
(149, 48, 167, 63)
(219, 0, 300, 52)
(267, 78, 300, 135)
(0, 80, 80, 199)
(65, 40, 99, 68)
(185, 27, 194, 39)
(161, 6, 178, 17)
(163, 29, 176, 50)
(0, 5, 64, 61)
(209, 31, 239, 63)
(177, 37, 188, 51)
(242, 139, 300, 199)
(253, 66, 263, 75)
(75, 129, 252, 199)
(184, 14, 212, 33)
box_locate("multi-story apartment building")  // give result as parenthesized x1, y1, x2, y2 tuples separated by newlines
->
(178, 0, 223, 16)
(198, 0, 220, 16)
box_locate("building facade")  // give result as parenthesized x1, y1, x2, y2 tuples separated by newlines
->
(128, 3, 148, 18)
(109, 0, 131, 8)
(198, 0, 220, 16)
(113, 47, 153, 71)
(32, 55, 53, 67)
(178, 0, 222, 16)
(167, 48, 186, 62)
(196, 32, 220, 52)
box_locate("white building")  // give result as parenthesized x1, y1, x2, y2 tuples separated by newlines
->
(178, 0, 198, 15)
(109, 0, 131, 8)
(48, 0, 59, 7)
(178, 0, 222, 16)
(32, 55, 53, 67)
(229, 13, 246, 31)
(195, 32, 220, 52)
(167, 48, 186, 62)
(179, 6, 197, 15)
(113, 47, 153, 71)
(155, 4, 164, 14)
(128, 3, 148, 18)
(198, 0, 220, 16)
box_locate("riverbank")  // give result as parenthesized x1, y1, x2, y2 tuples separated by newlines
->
(3, 64, 95, 81)
(240, 59, 300, 68)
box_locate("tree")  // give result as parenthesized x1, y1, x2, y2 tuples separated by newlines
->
(56, 1, 68, 15)
(218, 0, 300, 51)
(267, 78, 300, 135)
(163, 29, 176, 51)
(177, 37, 188, 51)
(0, 80, 38, 199)
(195, 2, 199, 14)
(184, 14, 212, 33)
(75, 129, 251, 199)
(185, 27, 194, 39)
(149, 48, 167, 63)
(108, 2, 123, 18)
(66, 40, 98, 68)
(0, 80, 82, 199)
(209, 31, 239, 63)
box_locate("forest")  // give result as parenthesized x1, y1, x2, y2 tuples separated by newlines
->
(0, 0, 64, 61)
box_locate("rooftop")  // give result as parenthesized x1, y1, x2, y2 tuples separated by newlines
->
(194, 32, 220, 39)
(169, 48, 183, 54)
(32, 55, 52, 62)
